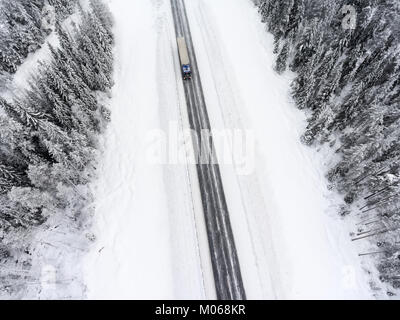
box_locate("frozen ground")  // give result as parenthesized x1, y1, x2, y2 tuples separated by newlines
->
(84, 0, 375, 299)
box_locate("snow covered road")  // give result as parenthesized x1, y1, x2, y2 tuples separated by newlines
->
(84, 0, 374, 300)
(171, 0, 246, 300)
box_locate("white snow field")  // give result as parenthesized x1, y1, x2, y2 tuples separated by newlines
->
(84, 0, 374, 299)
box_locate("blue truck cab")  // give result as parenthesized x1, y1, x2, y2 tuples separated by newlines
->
(182, 64, 192, 80)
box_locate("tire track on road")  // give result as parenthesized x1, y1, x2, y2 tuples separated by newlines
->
(170, 0, 246, 300)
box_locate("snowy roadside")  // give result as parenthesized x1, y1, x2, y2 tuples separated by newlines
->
(185, 0, 375, 299)
(83, 0, 214, 299)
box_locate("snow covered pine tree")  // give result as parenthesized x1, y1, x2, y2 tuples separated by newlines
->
(0, 0, 113, 298)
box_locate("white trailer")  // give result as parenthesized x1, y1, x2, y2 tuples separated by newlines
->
(177, 37, 192, 80)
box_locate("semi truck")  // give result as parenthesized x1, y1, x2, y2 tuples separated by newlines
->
(177, 37, 192, 80)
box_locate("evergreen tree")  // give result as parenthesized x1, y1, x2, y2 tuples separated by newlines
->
(0, 0, 114, 298)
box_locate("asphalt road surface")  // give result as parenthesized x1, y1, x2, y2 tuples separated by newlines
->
(170, 0, 246, 300)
